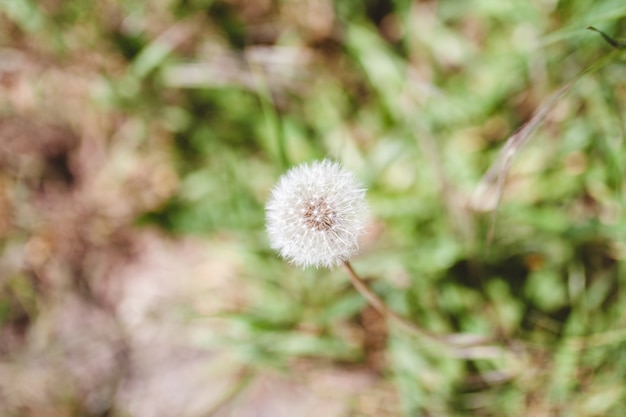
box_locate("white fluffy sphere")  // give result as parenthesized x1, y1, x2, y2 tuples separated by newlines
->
(266, 160, 369, 268)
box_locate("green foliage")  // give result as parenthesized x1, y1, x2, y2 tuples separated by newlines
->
(3, 0, 626, 415)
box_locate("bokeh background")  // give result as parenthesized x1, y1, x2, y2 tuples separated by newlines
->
(1, 0, 626, 416)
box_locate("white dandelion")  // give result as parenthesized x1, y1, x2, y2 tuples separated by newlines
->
(265, 161, 499, 356)
(266, 159, 369, 268)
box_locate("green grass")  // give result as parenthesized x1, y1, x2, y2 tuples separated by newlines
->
(2, 0, 626, 415)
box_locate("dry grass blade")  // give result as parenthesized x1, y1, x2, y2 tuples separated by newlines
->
(471, 45, 623, 244)
(469, 45, 621, 221)
(470, 84, 572, 242)
(471, 83, 572, 212)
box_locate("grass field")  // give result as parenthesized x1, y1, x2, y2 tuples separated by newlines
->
(1, 0, 626, 416)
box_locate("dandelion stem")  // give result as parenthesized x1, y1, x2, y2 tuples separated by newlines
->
(342, 261, 437, 340)
(341, 261, 507, 357)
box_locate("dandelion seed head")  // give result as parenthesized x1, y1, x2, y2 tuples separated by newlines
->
(265, 160, 369, 268)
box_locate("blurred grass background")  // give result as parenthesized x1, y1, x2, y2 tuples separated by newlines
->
(1, 0, 626, 416)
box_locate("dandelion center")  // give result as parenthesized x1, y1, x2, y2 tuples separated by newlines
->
(301, 197, 336, 232)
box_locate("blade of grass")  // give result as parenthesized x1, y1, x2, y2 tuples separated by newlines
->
(248, 55, 289, 170)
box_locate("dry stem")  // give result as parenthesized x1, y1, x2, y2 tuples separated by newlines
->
(341, 261, 508, 359)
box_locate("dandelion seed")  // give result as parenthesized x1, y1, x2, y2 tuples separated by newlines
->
(265, 160, 369, 268)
